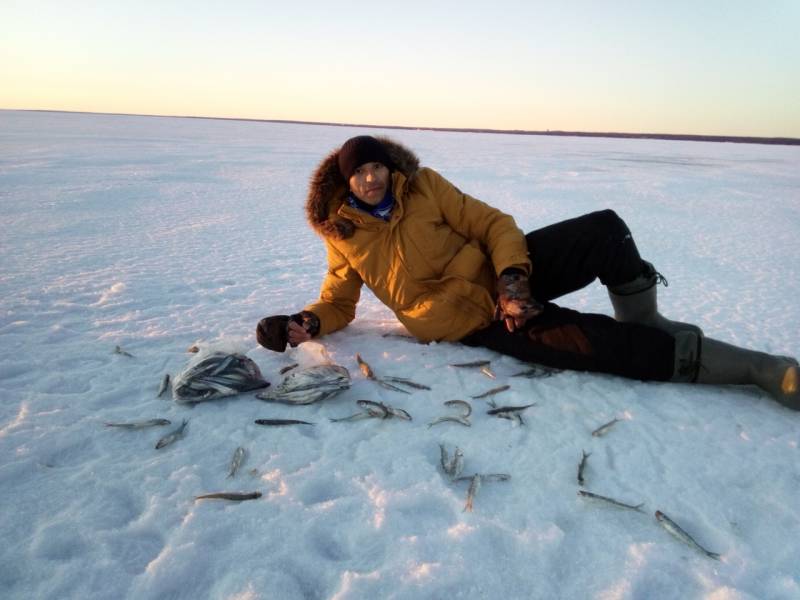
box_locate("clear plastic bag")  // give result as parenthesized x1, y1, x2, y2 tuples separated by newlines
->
(172, 350, 269, 404)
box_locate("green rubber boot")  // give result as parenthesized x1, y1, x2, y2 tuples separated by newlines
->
(671, 333, 800, 410)
(609, 261, 703, 338)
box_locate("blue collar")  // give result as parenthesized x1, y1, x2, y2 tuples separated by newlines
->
(346, 190, 395, 221)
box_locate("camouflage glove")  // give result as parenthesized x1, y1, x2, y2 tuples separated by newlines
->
(495, 269, 543, 332)
(256, 311, 320, 353)
(292, 311, 320, 338)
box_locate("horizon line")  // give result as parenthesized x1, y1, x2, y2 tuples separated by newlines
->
(9, 108, 800, 147)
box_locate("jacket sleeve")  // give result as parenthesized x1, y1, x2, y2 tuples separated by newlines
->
(303, 241, 363, 336)
(423, 168, 531, 276)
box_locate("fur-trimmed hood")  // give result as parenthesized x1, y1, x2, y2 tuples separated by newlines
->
(305, 136, 420, 239)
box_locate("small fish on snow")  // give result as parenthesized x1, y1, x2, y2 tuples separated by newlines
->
(577, 450, 590, 486)
(227, 447, 246, 478)
(155, 419, 188, 449)
(105, 418, 171, 430)
(591, 418, 620, 437)
(578, 490, 643, 512)
(157, 373, 171, 397)
(254, 419, 315, 426)
(455, 473, 511, 512)
(486, 403, 536, 425)
(355, 353, 429, 392)
(195, 491, 262, 502)
(655, 510, 721, 560)
(428, 400, 472, 428)
(439, 444, 465, 480)
(470, 385, 510, 400)
(114, 345, 134, 358)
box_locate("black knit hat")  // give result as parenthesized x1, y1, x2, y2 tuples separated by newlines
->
(337, 136, 393, 180)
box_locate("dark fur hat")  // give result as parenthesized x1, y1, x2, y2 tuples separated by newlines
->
(306, 136, 420, 240)
(337, 135, 395, 179)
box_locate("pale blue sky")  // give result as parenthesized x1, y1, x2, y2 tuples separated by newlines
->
(1, 0, 798, 136)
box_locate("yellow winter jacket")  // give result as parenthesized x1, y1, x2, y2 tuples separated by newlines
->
(303, 138, 531, 342)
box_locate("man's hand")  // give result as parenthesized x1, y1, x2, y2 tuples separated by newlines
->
(257, 311, 321, 352)
(287, 320, 311, 347)
(287, 311, 320, 347)
(495, 270, 543, 332)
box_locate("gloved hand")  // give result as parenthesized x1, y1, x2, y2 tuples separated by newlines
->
(256, 311, 320, 352)
(287, 311, 320, 347)
(495, 269, 543, 332)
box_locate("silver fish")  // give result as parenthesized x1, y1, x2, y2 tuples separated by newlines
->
(578, 490, 644, 512)
(464, 473, 481, 512)
(105, 418, 171, 430)
(439, 444, 450, 473)
(510, 365, 560, 378)
(356, 354, 428, 392)
(655, 510, 721, 560)
(114, 345, 134, 357)
(449, 360, 492, 368)
(195, 491, 262, 502)
(428, 400, 472, 428)
(254, 418, 315, 426)
(448, 360, 496, 378)
(330, 400, 403, 422)
(445, 400, 472, 417)
(155, 419, 188, 449)
(173, 352, 269, 403)
(381, 332, 412, 339)
(358, 400, 412, 421)
(591, 418, 620, 437)
(157, 373, 171, 397)
(227, 447, 245, 478)
(428, 415, 471, 428)
(357, 400, 391, 419)
(577, 450, 590, 486)
(456, 473, 511, 512)
(449, 448, 465, 479)
(470, 385, 510, 400)
(439, 445, 464, 480)
(330, 411, 375, 423)
(375, 379, 411, 394)
(454, 474, 511, 483)
(381, 376, 431, 391)
(257, 364, 350, 405)
(486, 403, 536, 425)
(210, 354, 235, 377)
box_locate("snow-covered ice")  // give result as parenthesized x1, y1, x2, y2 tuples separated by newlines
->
(1, 110, 799, 599)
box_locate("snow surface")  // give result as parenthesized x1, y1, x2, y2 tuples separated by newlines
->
(1, 110, 799, 600)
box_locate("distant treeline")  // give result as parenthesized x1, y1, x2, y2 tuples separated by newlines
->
(244, 119, 799, 146)
(24, 110, 800, 146)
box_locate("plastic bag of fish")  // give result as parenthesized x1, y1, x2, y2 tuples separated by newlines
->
(172, 352, 270, 404)
(256, 364, 351, 404)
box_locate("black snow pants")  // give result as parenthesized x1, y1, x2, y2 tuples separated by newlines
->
(461, 209, 676, 381)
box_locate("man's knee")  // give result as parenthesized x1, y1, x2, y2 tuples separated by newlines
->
(591, 209, 631, 241)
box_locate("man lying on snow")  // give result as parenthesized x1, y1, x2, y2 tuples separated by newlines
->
(256, 135, 798, 410)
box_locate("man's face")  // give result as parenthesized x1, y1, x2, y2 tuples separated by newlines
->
(348, 162, 390, 206)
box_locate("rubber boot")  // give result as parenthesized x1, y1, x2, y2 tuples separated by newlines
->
(608, 261, 703, 338)
(672, 333, 800, 410)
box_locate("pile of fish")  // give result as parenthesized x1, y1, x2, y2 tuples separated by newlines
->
(172, 352, 270, 404)
(256, 364, 351, 404)
(107, 340, 724, 561)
